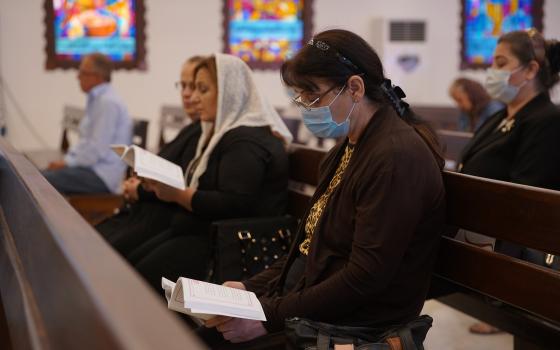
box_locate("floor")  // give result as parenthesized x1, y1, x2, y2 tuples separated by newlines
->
(422, 300, 513, 350)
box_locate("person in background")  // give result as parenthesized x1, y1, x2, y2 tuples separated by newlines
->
(458, 28, 560, 334)
(129, 54, 292, 291)
(199, 29, 446, 349)
(449, 77, 504, 132)
(42, 53, 132, 194)
(96, 55, 205, 255)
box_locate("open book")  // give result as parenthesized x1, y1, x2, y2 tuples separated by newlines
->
(161, 277, 266, 323)
(111, 145, 185, 190)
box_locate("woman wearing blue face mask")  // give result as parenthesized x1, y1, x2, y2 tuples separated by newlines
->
(457, 29, 560, 334)
(201, 29, 446, 349)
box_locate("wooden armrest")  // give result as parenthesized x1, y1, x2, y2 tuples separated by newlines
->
(67, 194, 124, 225)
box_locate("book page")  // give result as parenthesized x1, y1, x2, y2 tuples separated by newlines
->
(161, 277, 175, 304)
(111, 144, 137, 168)
(161, 277, 266, 321)
(131, 145, 185, 190)
(185, 279, 253, 306)
(111, 145, 186, 190)
(161, 277, 211, 323)
(181, 278, 266, 321)
(110, 144, 129, 158)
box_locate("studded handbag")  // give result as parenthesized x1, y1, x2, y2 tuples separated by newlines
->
(206, 215, 297, 284)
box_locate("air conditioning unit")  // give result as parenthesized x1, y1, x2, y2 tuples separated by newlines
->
(370, 18, 431, 104)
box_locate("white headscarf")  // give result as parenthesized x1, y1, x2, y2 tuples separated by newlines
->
(187, 53, 293, 189)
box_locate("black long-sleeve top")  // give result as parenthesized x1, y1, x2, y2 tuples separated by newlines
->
(459, 92, 560, 190)
(243, 106, 446, 332)
(96, 120, 203, 254)
(169, 126, 289, 233)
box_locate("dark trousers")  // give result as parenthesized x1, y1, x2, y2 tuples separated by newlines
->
(132, 230, 212, 293)
(95, 201, 182, 256)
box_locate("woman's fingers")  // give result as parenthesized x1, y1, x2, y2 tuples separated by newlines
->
(216, 322, 235, 333)
(222, 281, 246, 290)
(221, 330, 237, 341)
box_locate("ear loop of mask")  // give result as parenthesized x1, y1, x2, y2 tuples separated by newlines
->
(336, 84, 359, 126)
(509, 64, 530, 87)
(326, 85, 346, 108)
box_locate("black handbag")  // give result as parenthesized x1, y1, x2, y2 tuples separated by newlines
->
(206, 215, 297, 284)
(285, 315, 433, 350)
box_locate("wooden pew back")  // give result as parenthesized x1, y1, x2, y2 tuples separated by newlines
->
(413, 105, 460, 130)
(60, 105, 84, 152)
(287, 145, 325, 219)
(435, 172, 560, 349)
(60, 105, 149, 154)
(158, 105, 189, 149)
(436, 129, 472, 163)
(0, 139, 205, 350)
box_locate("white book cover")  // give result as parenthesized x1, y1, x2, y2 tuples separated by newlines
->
(111, 144, 186, 190)
(161, 277, 266, 322)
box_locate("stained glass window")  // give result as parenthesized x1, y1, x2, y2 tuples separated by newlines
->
(223, 0, 312, 69)
(461, 0, 543, 69)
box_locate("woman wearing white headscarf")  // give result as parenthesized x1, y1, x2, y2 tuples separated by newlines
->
(130, 54, 293, 290)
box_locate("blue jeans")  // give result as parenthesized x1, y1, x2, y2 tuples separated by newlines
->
(42, 167, 110, 194)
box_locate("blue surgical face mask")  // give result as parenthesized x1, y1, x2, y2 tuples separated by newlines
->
(301, 86, 357, 138)
(485, 66, 527, 104)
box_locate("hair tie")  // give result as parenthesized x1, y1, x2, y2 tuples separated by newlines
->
(381, 79, 409, 117)
(546, 40, 560, 75)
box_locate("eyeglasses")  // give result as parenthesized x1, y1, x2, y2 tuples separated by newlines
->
(292, 85, 344, 111)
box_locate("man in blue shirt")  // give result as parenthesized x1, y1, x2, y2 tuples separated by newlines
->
(43, 53, 132, 194)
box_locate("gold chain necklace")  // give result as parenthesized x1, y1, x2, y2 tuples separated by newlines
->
(299, 144, 354, 255)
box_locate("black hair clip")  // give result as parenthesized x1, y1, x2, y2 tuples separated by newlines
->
(308, 38, 362, 74)
(381, 79, 409, 117)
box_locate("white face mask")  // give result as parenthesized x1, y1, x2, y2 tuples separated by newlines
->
(484, 66, 527, 104)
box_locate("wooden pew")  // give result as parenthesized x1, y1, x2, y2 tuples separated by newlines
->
(287, 145, 560, 350)
(436, 129, 472, 162)
(0, 138, 206, 350)
(413, 105, 460, 130)
(433, 172, 560, 350)
(67, 194, 124, 225)
(158, 105, 190, 149)
(436, 129, 473, 170)
(287, 145, 324, 218)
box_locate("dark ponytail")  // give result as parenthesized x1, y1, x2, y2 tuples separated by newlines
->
(545, 39, 560, 88)
(281, 29, 444, 169)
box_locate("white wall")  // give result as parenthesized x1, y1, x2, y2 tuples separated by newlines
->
(1, 0, 560, 150)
